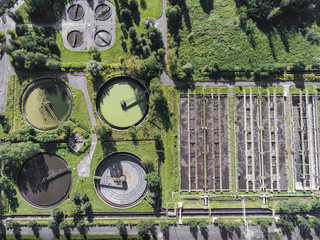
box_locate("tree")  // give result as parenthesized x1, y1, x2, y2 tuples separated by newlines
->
(48, 220, 58, 230)
(11, 49, 27, 69)
(58, 121, 73, 140)
(86, 60, 103, 78)
(129, 125, 137, 138)
(116, 220, 125, 230)
(159, 221, 168, 231)
(59, 221, 69, 230)
(166, 5, 181, 34)
(257, 218, 273, 228)
(46, 58, 61, 71)
(188, 219, 197, 228)
(80, 193, 89, 203)
(182, 63, 193, 75)
(0, 31, 6, 42)
(93, 122, 112, 141)
(16, 24, 28, 36)
(0, 142, 39, 180)
(72, 192, 81, 205)
(24, 52, 48, 70)
(140, 55, 161, 81)
(27, 220, 39, 228)
(279, 200, 300, 214)
(312, 217, 320, 229)
(145, 172, 160, 188)
(51, 208, 64, 223)
(81, 201, 92, 213)
(299, 202, 312, 213)
(89, 46, 101, 62)
(27, 220, 40, 237)
(0, 176, 12, 194)
(147, 27, 163, 51)
(120, 8, 132, 23)
(136, 219, 154, 236)
(129, 27, 137, 40)
(36, 133, 59, 144)
(125, 56, 141, 78)
(128, 0, 139, 11)
(198, 219, 207, 228)
(6, 221, 19, 230)
(312, 199, 320, 213)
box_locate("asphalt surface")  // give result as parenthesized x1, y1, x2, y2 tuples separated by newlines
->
(4, 224, 320, 240)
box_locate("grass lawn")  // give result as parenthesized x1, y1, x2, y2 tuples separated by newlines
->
(71, 89, 92, 131)
(174, 0, 320, 81)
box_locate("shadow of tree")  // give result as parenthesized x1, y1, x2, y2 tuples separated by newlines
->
(200, 227, 209, 240)
(200, 0, 213, 14)
(31, 225, 41, 238)
(189, 226, 198, 239)
(298, 225, 312, 240)
(181, 0, 192, 32)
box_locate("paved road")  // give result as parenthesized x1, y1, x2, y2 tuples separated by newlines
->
(0, 15, 15, 113)
(4, 223, 319, 240)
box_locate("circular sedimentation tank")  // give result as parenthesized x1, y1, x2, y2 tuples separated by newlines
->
(20, 77, 73, 130)
(67, 30, 84, 48)
(17, 152, 72, 209)
(94, 30, 112, 47)
(68, 4, 85, 21)
(96, 76, 149, 130)
(94, 152, 148, 208)
(95, 4, 111, 21)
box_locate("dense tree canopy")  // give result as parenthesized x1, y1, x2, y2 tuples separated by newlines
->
(0, 142, 40, 180)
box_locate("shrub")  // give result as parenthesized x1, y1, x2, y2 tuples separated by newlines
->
(159, 222, 168, 231)
(81, 201, 92, 213)
(86, 60, 103, 77)
(80, 193, 89, 203)
(72, 192, 82, 205)
(121, 8, 132, 23)
(0, 31, 6, 42)
(182, 63, 193, 75)
(129, 27, 137, 40)
(51, 208, 64, 223)
(306, 28, 320, 45)
(116, 220, 125, 230)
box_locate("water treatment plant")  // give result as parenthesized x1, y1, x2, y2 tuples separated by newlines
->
(2, 0, 320, 238)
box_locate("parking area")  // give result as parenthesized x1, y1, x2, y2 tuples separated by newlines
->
(180, 93, 229, 193)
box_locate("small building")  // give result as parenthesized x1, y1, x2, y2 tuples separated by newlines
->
(145, 18, 155, 30)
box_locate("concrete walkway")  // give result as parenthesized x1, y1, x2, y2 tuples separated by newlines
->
(65, 73, 98, 177)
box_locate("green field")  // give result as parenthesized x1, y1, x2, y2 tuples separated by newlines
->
(174, 0, 320, 81)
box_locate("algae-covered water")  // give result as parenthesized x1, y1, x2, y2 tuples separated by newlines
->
(24, 81, 72, 129)
(99, 79, 147, 128)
